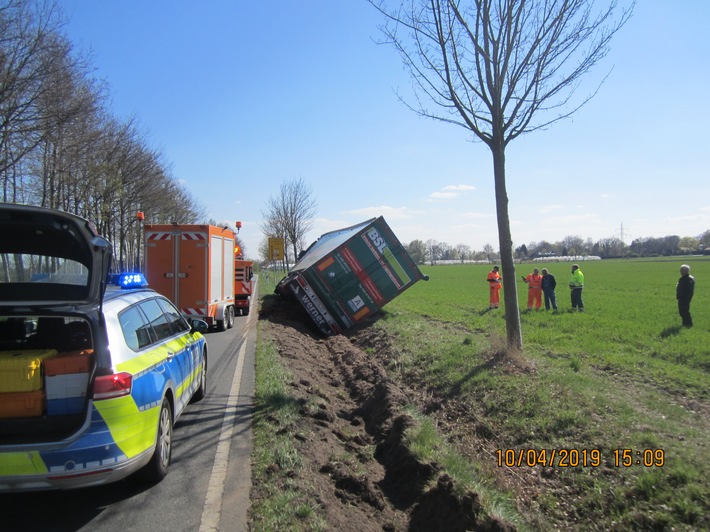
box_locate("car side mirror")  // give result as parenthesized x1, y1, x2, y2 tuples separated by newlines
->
(191, 319, 209, 333)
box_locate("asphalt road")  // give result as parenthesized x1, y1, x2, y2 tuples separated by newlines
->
(2, 308, 257, 532)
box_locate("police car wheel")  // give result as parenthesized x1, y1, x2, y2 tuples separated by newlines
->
(192, 349, 208, 402)
(226, 306, 235, 329)
(137, 399, 173, 482)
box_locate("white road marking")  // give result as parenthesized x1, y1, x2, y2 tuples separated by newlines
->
(199, 303, 255, 531)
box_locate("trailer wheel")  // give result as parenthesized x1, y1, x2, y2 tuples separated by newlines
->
(217, 306, 233, 331)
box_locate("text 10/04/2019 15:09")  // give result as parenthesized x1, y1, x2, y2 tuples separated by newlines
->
(496, 448, 665, 468)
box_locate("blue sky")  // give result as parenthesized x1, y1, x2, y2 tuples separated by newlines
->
(60, 1, 710, 259)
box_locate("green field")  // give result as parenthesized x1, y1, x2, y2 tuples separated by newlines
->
(254, 257, 709, 530)
(400, 257, 708, 392)
(378, 256, 709, 529)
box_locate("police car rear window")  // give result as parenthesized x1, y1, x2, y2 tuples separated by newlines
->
(0, 253, 89, 300)
(119, 305, 155, 351)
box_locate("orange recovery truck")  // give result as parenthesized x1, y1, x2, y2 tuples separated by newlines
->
(234, 255, 254, 316)
(144, 224, 241, 331)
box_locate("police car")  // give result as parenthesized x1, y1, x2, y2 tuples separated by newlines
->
(0, 204, 208, 491)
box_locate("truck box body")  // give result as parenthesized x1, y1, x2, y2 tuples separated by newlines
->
(276, 217, 428, 335)
(144, 224, 236, 327)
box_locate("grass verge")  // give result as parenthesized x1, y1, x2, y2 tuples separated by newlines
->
(250, 318, 327, 532)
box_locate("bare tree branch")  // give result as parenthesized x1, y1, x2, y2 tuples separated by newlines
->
(261, 177, 318, 264)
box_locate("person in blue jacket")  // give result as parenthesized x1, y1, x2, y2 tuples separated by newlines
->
(541, 268, 558, 311)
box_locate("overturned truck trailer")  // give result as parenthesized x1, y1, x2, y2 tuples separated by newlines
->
(275, 217, 429, 335)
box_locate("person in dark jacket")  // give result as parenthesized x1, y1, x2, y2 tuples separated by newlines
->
(541, 268, 558, 311)
(676, 264, 695, 327)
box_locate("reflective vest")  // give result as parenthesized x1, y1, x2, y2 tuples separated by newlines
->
(525, 273, 542, 289)
(487, 270, 501, 288)
(570, 269, 584, 288)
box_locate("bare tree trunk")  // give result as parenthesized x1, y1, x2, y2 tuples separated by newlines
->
(491, 139, 523, 351)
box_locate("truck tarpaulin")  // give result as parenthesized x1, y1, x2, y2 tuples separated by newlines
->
(275, 217, 429, 335)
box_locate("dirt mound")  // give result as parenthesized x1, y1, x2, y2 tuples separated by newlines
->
(256, 296, 515, 531)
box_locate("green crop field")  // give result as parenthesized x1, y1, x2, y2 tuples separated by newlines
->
(377, 256, 709, 529)
(396, 257, 708, 391)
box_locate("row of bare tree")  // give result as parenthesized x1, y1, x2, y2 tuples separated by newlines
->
(406, 230, 710, 265)
(1, 0, 204, 271)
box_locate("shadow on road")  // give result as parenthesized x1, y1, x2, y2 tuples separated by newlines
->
(2, 478, 153, 532)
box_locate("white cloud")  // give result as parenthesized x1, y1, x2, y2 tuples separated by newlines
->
(666, 213, 710, 224)
(311, 216, 350, 232)
(429, 191, 459, 200)
(428, 184, 476, 201)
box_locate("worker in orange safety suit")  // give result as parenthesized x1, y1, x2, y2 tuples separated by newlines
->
(487, 265, 502, 309)
(522, 267, 543, 310)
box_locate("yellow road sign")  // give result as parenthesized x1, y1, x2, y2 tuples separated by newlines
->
(268, 237, 285, 261)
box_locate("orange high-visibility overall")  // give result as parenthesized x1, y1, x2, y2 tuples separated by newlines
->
(525, 273, 543, 309)
(487, 270, 502, 308)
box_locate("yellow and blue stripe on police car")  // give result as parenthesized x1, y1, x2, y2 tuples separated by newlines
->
(0, 334, 205, 478)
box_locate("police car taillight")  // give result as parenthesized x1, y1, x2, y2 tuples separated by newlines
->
(93, 372, 132, 400)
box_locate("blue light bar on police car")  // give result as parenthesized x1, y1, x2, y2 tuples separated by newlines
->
(117, 273, 148, 288)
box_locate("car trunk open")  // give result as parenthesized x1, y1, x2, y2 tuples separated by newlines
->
(0, 315, 96, 444)
(0, 204, 110, 445)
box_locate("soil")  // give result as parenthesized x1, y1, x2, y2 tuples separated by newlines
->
(254, 296, 519, 531)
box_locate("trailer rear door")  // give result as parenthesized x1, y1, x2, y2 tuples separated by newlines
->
(145, 228, 209, 316)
